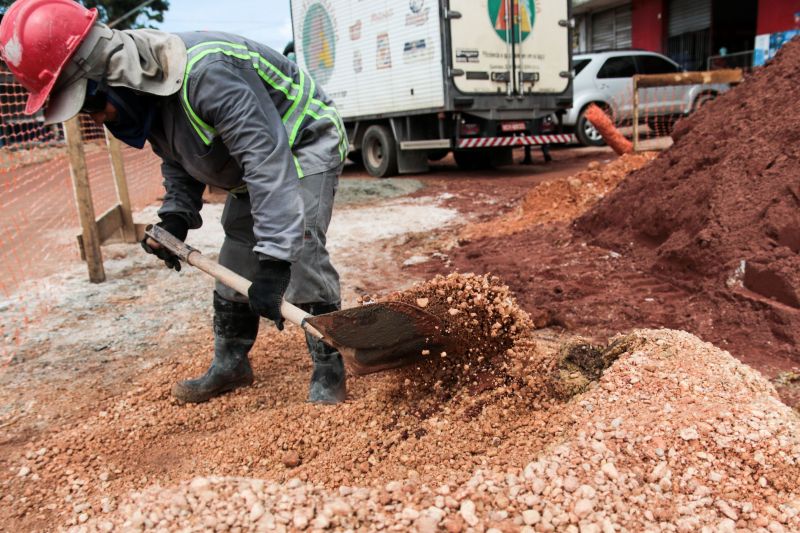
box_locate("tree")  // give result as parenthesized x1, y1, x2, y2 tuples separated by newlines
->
(0, 0, 170, 30)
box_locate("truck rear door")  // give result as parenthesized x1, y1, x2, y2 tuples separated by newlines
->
(448, 0, 570, 95)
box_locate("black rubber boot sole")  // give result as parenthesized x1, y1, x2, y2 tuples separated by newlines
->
(172, 372, 254, 404)
(308, 360, 346, 404)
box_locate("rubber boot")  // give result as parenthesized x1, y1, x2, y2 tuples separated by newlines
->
(172, 292, 259, 403)
(302, 302, 347, 404)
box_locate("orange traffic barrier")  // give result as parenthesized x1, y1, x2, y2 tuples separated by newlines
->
(584, 104, 633, 156)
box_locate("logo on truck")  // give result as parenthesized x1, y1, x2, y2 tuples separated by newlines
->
(488, 0, 536, 43)
(302, 3, 336, 84)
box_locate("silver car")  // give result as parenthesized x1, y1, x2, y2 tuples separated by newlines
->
(564, 50, 730, 146)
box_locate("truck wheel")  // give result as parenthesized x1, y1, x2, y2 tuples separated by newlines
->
(575, 105, 607, 147)
(362, 125, 398, 178)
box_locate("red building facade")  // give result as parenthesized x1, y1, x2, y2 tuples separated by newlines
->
(756, 0, 800, 34)
(573, 0, 799, 69)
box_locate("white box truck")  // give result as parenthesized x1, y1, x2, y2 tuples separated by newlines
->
(289, 0, 574, 177)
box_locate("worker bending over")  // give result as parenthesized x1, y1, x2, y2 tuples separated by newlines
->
(0, 0, 348, 404)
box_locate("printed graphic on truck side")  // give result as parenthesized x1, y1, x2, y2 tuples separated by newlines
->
(301, 2, 337, 85)
(450, 0, 569, 95)
(489, 0, 535, 43)
(292, 0, 445, 119)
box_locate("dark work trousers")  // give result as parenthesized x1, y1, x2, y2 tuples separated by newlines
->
(215, 164, 342, 308)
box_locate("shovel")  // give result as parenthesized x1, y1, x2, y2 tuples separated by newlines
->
(145, 224, 444, 375)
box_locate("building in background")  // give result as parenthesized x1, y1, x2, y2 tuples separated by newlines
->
(571, 0, 798, 70)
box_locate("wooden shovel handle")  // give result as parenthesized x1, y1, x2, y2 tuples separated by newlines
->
(185, 251, 319, 336)
(144, 224, 323, 339)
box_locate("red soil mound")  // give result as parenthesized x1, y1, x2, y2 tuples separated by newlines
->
(575, 37, 800, 347)
(577, 38, 800, 301)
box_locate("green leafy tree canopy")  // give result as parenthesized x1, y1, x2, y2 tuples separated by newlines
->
(0, 0, 170, 30)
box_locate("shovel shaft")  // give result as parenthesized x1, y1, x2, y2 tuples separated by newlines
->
(145, 225, 324, 340)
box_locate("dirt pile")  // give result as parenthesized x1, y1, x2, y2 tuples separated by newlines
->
(79, 330, 800, 532)
(577, 38, 800, 327)
(462, 152, 655, 241)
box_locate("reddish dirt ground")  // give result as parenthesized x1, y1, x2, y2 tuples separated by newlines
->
(3, 143, 800, 530)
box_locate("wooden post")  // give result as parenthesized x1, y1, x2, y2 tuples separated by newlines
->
(104, 128, 137, 242)
(632, 76, 640, 152)
(64, 117, 105, 283)
(634, 69, 743, 88)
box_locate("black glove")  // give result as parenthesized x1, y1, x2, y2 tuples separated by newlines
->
(141, 214, 190, 271)
(248, 259, 292, 330)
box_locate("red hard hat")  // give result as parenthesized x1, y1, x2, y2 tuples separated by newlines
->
(0, 0, 98, 115)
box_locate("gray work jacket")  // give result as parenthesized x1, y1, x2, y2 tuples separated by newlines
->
(149, 32, 346, 262)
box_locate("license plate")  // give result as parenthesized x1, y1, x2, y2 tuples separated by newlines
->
(501, 121, 526, 132)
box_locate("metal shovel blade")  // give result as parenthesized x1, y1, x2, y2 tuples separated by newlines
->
(305, 301, 444, 375)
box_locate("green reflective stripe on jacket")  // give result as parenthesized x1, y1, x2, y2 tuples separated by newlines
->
(289, 74, 314, 148)
(282, 68, 305, 130)
(308, 99, 347, 161)
(180, 39, 345, 170)
(182, 43, 309, 145)
(187, 41, 300, 92)
(308, 109, 347, 161)
(293, 156, 304, 179)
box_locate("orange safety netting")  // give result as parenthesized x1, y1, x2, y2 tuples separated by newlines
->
(0, 65, 164, 364)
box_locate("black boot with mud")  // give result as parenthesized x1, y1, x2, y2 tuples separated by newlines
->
(302, 303, 347, 404)
(172, 292, 259, 404)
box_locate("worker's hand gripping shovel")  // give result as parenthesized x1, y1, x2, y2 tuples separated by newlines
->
(145, 225, 444, 375)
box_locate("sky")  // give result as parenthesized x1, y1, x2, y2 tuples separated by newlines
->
(154, 0, 294, 52)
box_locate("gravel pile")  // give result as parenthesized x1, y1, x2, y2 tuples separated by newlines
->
(62, 328, 800, 532)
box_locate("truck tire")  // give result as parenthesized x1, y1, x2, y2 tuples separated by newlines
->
(362, 125, 398, 178)
(575, 104, 607, 147)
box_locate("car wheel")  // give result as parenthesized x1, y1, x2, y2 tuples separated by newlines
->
(361, 125, 398, 178)
(647, 115, 680, 136)
(575, 105, 607, 147)
(692, 92, 717, 113)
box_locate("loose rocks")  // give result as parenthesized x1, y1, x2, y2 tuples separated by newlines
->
(76, 329, 800, 531)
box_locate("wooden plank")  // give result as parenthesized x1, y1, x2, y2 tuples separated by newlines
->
(632, 77, 640, 152)
(64, 117, 105, 283)
(135, 223, 148, 241)
(76, 204, 123, 261)
(105, 128, 137, 242)
(634, 69, 743, 88)
(77, 218, 149, 261)
(96, 204, 124, 243)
